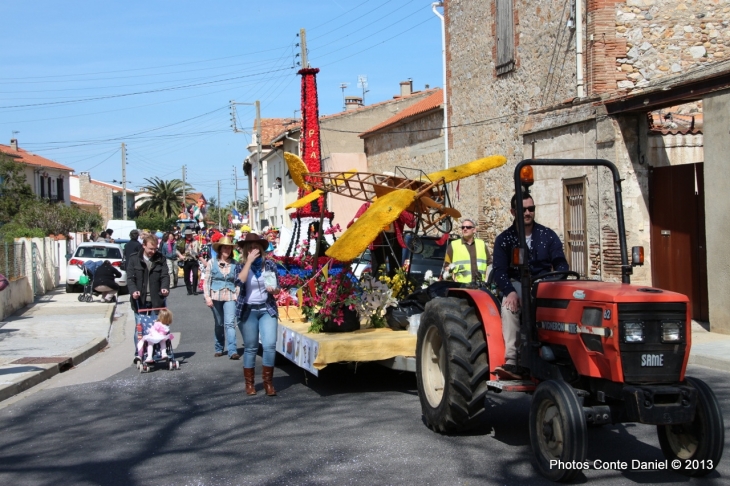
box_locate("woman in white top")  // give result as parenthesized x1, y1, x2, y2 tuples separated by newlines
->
(235, 233, 279, 396)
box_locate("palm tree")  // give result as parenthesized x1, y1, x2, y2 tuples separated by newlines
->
(136, 177, 195, 218)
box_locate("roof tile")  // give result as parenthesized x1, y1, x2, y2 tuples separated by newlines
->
(359, 90, 443, 138)
(0, 144, 74, 171)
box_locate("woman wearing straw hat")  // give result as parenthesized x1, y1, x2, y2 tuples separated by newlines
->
(235, 233, 279, 396)
(203, 236, 241, 359)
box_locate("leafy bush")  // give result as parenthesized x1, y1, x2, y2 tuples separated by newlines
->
(0, 222, 46, 242)
(135, 212, 178, 233)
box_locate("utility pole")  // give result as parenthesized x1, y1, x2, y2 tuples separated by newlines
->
(300, 28, 308, 68)
(121, 143, 127, 220)
(182, 165, 187, 217)
(233, 166, 238, 212)
(217, 180, 221, 229)
(256, 100, 264, 228)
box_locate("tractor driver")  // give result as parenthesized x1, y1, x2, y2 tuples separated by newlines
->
(493, 192, 569, 379)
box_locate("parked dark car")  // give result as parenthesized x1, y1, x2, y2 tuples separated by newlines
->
(405, 235, 450, 287)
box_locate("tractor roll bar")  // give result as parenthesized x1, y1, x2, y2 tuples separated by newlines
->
(513, 159, 630, 284)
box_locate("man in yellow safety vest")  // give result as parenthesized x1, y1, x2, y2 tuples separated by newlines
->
(442, 218, 492, 284)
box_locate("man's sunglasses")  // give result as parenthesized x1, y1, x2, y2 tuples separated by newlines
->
(523, 206, 536, 213)
(461, 226, 474, 230)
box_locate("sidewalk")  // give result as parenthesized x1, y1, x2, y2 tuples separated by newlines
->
(0, 287, 117, 402)
(0, 290, 730, 403)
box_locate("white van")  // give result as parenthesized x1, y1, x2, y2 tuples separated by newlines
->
(105, 220, 137, 239)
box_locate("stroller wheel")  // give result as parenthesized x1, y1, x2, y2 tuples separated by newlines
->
(168, 361, 174, 370)
(84, 295, 92, 302)
(78, 294, 85, 302)
(175, 361, 180, 370)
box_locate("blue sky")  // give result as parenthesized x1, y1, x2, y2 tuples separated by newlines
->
(0, 0, 443, 204)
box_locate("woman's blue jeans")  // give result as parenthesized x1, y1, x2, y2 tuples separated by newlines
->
(211, 300, 238, 356)
(241, 308, 277, 368)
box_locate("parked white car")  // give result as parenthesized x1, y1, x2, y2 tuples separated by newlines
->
(66, 242, 127, 293)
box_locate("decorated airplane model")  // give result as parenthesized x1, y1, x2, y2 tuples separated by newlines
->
(283, 152, 507, 262)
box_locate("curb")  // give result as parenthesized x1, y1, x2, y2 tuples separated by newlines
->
(0, 364, 59, 402)
(0, 337, 109, 403)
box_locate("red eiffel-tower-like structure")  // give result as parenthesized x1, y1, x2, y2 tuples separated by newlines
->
(283, 67, 336, 258)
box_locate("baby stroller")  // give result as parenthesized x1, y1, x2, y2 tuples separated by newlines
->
(133, 301, 180, 372)
(77, 261, 102, 302)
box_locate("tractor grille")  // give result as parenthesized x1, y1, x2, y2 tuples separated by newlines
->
(617, 303, 687, 384)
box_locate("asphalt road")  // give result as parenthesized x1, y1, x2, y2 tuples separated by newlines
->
(0, 286, 728, 485)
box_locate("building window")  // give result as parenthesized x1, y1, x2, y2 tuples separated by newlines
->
(40, 176, 46, 198)
(563, 177, 588, 277)
(496, 0, 515, 75)
(57, 178, 64, 202)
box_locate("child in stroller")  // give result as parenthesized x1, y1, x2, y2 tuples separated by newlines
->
(135, 308, 180, 371)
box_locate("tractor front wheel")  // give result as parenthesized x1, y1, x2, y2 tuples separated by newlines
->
(657, 376, 724, 476)
(529, 380, 587, 482)
(416, 297, 489, 433)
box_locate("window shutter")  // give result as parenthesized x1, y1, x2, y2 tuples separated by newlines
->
(496, 0, 515, 75)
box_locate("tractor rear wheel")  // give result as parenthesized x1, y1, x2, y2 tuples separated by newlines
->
(529, 380, 587, 482)
(657, 376, 724, 476)
(416, 297, 489, 433)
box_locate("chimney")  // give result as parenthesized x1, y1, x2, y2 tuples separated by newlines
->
(10, 138, 18, 151)
(79, 172, 91, 183)
(345, 96, 363, 111)
(399, 79, 413, 97)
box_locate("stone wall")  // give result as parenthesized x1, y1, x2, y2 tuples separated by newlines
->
(78, 173, 114, 223)
(363, 111, 444, 177)
(445, 0, 579, 247)
(591, 0, 730, 93)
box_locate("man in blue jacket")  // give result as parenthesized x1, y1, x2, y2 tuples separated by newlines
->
(492, 191, 568, 379)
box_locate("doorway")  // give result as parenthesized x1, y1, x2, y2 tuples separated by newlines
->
(649, 163, 708, 320)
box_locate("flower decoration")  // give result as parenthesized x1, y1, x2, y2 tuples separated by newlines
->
(357, 275, 397, 328)
(421, 269, 438, 289)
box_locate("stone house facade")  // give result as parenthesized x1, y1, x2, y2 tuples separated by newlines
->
(73, 173, 136, 223)
(443, 0, 730, 330)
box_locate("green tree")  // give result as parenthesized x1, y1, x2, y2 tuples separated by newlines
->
(135, 212, 178, 233)
(226, 198, 249, 216)
(136, 177, 194, 218)
(0, 154, 35, 223)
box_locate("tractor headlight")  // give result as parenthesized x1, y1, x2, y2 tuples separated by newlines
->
(623, 322, 644, 343)
(661, 321, 682, 343)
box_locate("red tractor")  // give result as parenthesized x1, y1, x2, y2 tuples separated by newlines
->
(415, 159, 723, 482)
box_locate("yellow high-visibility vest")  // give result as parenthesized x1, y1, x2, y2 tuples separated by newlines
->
(451, 238, 488, 283)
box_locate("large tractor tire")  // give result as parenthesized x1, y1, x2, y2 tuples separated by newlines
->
(657, 376, 724, 476)
(416, 297, 489, 433)
(529, 380, 587, 482)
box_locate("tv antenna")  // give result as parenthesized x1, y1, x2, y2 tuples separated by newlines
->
(339, 83, 349, 111)
(357, 75, 369, 105)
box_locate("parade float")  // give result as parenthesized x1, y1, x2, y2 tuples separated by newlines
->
(273, 65, 507, 376)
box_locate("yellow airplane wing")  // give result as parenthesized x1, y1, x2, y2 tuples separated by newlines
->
(326, 188, 417, 262)
(285, 170, 358, 210)
(284, 152, 312, 191)
(426, 155, 507, 183)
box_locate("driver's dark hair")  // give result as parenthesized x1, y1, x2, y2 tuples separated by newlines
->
(511, 191, 533, 209)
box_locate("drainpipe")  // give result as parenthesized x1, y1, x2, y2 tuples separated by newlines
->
(576, 0, 585, 98)
(432, 2, 449, 169)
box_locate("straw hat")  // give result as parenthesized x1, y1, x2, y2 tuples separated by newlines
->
(212, 236, 235, 253)
(238, 232, 269, 254)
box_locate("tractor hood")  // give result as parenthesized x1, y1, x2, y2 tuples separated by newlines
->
(535, 280, 689, 304)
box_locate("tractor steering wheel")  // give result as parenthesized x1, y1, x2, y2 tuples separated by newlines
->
(531, 270, 581, 284)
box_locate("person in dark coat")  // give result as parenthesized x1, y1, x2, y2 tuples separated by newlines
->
(93, 260, 122, 302)
(124, 229, 143, 261)
(127, 234, 170, 309)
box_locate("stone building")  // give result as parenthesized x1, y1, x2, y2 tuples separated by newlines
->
(72, 173, 136, 223)
(442, 0, 730, 331)
(0, 139, 73, 204)
(360, 89, 444, 177)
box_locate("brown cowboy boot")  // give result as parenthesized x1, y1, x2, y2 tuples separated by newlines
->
(243, 368, 256, 395)
(262, 366, 277, 396)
